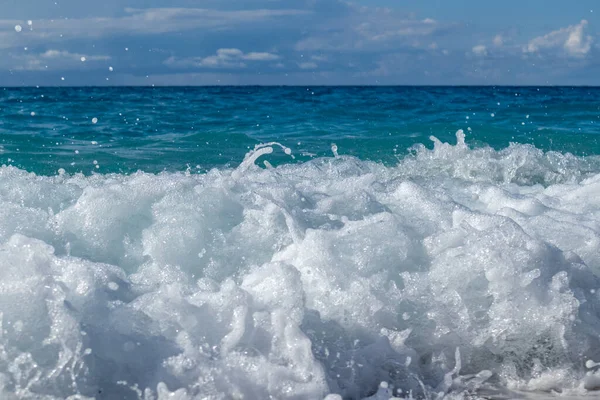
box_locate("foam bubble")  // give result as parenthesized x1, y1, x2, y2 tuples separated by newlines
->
(0, 134, 599, 399)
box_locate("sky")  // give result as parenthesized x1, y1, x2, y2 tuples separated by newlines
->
(0, 0, 598, 86)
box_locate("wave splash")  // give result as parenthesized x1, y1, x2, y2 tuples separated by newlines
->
(1, 132, 600, 399)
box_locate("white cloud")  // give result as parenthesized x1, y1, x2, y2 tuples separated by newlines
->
(0, 7, 310, 50)
(41, 50, 109, 61)
(298, 62, 318, 70)
(564, 21, 592, 55)
(243, 52, 280, 61)
(310, 55, 328, 62)
(4, 49, 110, 71)
(165, 48, 279, 69)
(524, 20, 592, 57)
(493, 34, 504, 47)
(472, 45, 487, 56)
(294, 5, 445, 53)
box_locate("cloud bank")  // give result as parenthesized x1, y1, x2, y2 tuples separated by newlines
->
(0, 1, 598, 85)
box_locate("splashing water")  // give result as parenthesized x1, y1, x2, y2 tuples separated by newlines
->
(1, 132, 600, 399)
(331, 143, 339, 157)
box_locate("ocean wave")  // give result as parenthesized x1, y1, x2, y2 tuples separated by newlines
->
(1, 132, 600, 399)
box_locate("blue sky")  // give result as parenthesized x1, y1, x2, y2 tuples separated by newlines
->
(1, 0, 598, 85)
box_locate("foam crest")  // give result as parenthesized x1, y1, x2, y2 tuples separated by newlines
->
(0, 135, 600, 399)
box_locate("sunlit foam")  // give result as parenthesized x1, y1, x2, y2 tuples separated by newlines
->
(0, 132, 599, 398)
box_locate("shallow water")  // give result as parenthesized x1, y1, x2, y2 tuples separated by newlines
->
(1, 87, 600, 399)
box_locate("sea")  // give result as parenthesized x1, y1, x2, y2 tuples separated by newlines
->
(1, 86, 600, 399)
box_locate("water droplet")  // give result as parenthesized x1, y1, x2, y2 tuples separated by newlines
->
(586, 360, 600, 369)
(331, 144, 339, 157)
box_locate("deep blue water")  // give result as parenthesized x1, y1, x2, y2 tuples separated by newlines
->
(1, 86, 599, 175)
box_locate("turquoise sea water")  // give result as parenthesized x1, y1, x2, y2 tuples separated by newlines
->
(2, 86, 600, 400)
(2, 86, 600, 174)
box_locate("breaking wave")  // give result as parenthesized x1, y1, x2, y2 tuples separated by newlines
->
(2, 132, 600, 399)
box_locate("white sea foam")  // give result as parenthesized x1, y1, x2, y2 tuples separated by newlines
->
(1, 132, 600, 399)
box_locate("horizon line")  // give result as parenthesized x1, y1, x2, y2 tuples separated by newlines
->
(3, 84, 600, 89)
